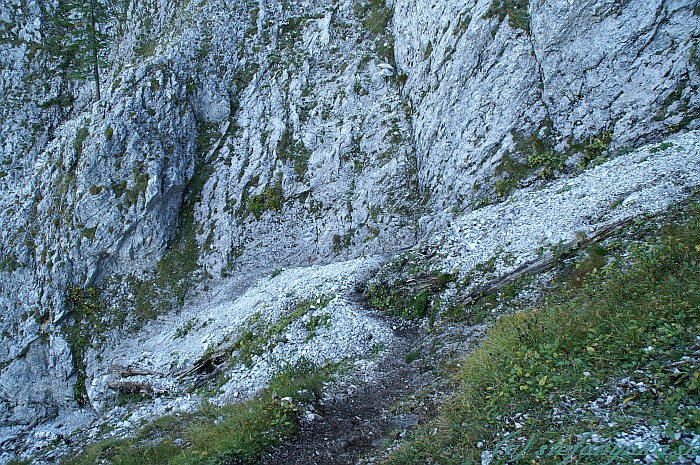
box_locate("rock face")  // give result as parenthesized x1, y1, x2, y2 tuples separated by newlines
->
(394, 0, 699, 214)
(0, 0, 698, 458)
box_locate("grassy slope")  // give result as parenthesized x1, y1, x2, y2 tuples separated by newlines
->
(56, 360, 331, 465)
(386, 205, 700, 464)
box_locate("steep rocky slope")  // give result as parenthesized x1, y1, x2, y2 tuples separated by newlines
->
(0, 0, 698, 462)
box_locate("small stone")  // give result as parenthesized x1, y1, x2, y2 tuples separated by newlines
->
(388, 414, 420, 431)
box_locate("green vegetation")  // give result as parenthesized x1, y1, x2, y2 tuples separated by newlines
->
(354, 0, 395, 64)
(111, 180, 127, 198)
(0, 253, 21, 272)
(652, 80, 698, 133)
(40, 0, 115, 100)
(355, 0, 393, 35)
(247, 182, 283, 220)
(270, 268, 284, 279)
(81, 226, 97, 240)
(124, 164, 149, 208)
(174, 319, 196, 339)
(576, 129, 614, 169)
(486, 125, 615, 203)
(365, 253, 456, 320)
(332, 229, 355, 252)
(62, 286, 107, 406)
(443, 274, 531, 326)
(61, 359, 332, 465)
(405, 350, 422, 364)
(134, 37, 157, 58)
(133, 161, 212, 313)
(304, 313, 331, 341)
(527, 147, 564, 179)
(230, 295, 335, 367)
(490, 123, 562, 199)
(276, 128, 311, 181)
(104, 126, 114, 141)
(649, 141, 674, 154)
(492, 153, 527, 199)
(484, 0, 530, 33)
(37, 93, 75, 109)
(423, 42, 433, 60)
(73, 127, 89, 158)
(386, 205, 700, 464)
(690, 44, 700, 73)
(116, 122, 220, 321)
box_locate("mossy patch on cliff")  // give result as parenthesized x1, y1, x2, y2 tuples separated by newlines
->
(484, 0, 530, 33)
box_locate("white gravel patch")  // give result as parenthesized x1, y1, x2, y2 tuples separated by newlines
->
(430, 131, 700, 282)
(82, 255, 394, 427)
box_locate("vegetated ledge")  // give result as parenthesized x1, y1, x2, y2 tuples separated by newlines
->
(382, 201, 700, 465)
(51, 359, 335, 465)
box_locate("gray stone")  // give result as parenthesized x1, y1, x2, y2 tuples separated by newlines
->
(388, 413, 420, 431)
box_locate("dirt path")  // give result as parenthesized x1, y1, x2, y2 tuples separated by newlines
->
(259, 326, 428, 465)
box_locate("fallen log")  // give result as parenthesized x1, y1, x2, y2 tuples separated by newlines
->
(107, 381, 155, 395)
(111, 364, 164, 378)
(178, 348, 230, 379)
(459, 217, 635, 306)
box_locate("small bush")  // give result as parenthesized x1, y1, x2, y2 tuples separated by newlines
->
(81, 226, 97, 240)
(356, 0, 393, 35)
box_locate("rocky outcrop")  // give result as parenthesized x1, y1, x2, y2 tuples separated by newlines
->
(395, 0, 699, 213)
(0, 0, 698, 460)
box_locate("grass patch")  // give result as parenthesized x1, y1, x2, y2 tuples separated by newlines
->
(276, 128, 311, 181)
(386, 205, 700, 464)
(61, 359, 332, 465)
(74, 127, 89, 159)
(62, 286, 109, 407)
(0, 252, 21, 272)
(355, 0, 393, 35)
(230, 295, 335, 367)
(353, 0, 395, 64)
(484, 0, 530, 33)
(364, 253, 456, 321)
(405, 350, 422, 364)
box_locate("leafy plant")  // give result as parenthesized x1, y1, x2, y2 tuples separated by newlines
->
(365, 265, 456, 320)
(276, 128, 311, 180)
(62, 286, 106, 407)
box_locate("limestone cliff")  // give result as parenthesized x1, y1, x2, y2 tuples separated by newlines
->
(0, 0, 698, 460)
